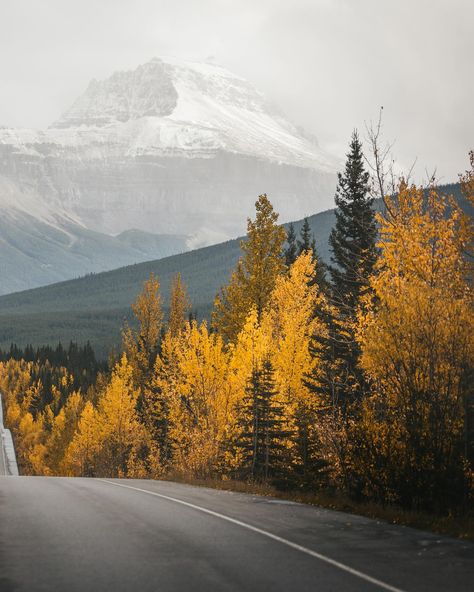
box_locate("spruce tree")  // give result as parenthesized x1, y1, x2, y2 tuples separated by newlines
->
(284, 223, 298, 267)
(297, 217, 316, 254)
(237, 359, 291, 482)
(297, 217, 328, 291)
(329, 130, 376, 312)
(327, 130, 377, 401)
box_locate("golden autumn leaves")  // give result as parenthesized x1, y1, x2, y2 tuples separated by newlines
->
(150, 247, 326, 479)
(351, 179, 474, 506)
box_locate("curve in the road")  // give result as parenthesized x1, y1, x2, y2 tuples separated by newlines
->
(100, 479, 406, 592)
(1, 477, 473, 592)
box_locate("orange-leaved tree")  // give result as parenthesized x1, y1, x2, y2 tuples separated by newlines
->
(65, 354, 147, 477)
(155, 321, 236, 478)
(265, 251, 329, 484)
(355, 181, 474, 510)
(212, 194, 286, 343)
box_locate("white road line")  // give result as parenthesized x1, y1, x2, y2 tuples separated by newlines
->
(99, 479, 407, 592)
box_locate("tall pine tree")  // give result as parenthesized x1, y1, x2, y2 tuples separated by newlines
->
(327, 130, 377, 402)
(297, 217, 316, 254)
(284, 223, 298, 267)
(297, 217, 328, 291)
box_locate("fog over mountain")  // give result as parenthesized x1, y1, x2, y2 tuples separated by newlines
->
(0, 57, 339, 295)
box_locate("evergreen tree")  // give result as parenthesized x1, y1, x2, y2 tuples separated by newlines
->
(284, 223, 298, 267)
(329, 131, 376, 312)
(297, 217, 316, 254)
(122, 273, 164, 463)
(297, 217, 328, 291)
(327, 130, 377, 401)
(236, 358, 291, 482)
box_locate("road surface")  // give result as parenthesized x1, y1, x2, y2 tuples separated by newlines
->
(0, 477, 472, 592)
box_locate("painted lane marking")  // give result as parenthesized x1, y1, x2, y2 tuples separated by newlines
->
(98, 479, 407, 592)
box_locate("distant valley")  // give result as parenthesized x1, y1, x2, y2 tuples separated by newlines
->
(0, 208, 337, 357)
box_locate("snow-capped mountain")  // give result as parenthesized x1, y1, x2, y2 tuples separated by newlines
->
(0, 57, 339, 294)
(51, 58, 336, 171)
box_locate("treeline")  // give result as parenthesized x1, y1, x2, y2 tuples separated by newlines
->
(1, 137, 472, 515)
(0, 341, 101, 375)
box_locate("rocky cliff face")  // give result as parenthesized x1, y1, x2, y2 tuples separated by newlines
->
(0, 57, 339, 294)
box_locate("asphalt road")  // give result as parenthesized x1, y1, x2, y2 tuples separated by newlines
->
(0, 478, 473, 592)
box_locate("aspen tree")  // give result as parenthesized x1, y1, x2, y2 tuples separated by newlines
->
(213, 194, 286, 342)
(267, 252, 329, 484)
(123, 273, 163, 389)
(159, 321, 234, 477)
(356, 183, 473, 509)
(66, 355, 145, 477)
(122, 273, 163, 455)
(65, 401, 101, 476)
(45, 391, 84, 474)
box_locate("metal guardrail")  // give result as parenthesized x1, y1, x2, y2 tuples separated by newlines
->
(0, 393, 19, 476)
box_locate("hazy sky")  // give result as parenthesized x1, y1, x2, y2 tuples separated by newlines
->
(1, 0, 472, 182)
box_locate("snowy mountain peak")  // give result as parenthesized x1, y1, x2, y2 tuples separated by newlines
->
(53, 59, 178, 128)
(0, 57, 340, 294)
(46, 57, 338, 171)
(52, 57, 273, 129)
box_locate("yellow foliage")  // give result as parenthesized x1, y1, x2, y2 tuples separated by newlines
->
(17, 411, 48, 475)
(123, 273, 163, 388)
(355, 182, 474, 506)
(229, 307, 271, 396)
(0, 358, 33, 413)
(267, 252, 325, 406)
(213, 194, 286, 342)
(64, 401, 101, 476)
(65, 355, 146, 477)
(156, 321, 237, 477)
(358, 183, 473, 395)
(45, 391, 85, 474)
(168, 273, 190, 337)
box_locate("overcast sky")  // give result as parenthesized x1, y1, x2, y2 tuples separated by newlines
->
(1, 0, 472, 182)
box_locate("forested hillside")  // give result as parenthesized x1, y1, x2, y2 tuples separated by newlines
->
(0, 209, 338, 356)
(0, 183, 468, 358)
